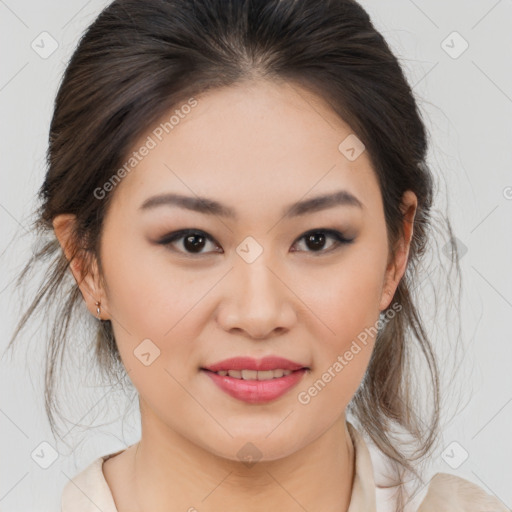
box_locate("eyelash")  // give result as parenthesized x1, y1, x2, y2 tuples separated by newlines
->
(157, 228, 354, 257)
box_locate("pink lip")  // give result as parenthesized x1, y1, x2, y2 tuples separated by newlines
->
(202, 356, 308, 372)
(202, 368, 308, 404)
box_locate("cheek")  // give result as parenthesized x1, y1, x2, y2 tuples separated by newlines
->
(100, 233, 214, 372)
(100, 238, 199, 409)
(309, 246, 386, 335)
(102, 239, 160, 331)
(302, 243, 387, 388)
(295, 264, 380, 424)
(102, 231, 193, 331)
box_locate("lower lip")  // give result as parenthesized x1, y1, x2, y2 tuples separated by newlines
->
(202, 369, 307, 404)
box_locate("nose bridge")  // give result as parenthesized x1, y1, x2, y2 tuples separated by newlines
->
(235, 238, 282, 305)
(219, 235, 296, 337)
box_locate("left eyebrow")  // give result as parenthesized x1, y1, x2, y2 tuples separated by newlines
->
(138, 189, 364, 220)
(283, 190, 364, 217)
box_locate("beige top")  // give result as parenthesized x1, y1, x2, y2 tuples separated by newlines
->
(61, 422, 509, 512)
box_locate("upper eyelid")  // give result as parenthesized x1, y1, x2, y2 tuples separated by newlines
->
(161, 227, 348, 241)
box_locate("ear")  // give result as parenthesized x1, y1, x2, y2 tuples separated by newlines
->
(52, 213, 108, 320)
(379, 190, 417, 311)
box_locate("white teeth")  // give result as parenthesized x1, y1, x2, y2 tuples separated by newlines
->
(216, 369, 294, 380)
(241, 369, 258, 380)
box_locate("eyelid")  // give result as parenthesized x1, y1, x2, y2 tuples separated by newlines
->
(293, 228, 354, 245)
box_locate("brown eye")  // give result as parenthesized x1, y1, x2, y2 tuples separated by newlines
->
(158, 229, 221, 255)
(291, 229, 354, 255)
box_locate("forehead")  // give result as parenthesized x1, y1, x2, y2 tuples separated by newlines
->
(108, 79, 381, 219)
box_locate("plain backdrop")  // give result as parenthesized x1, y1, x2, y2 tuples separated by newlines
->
(1, 0, 511, 510)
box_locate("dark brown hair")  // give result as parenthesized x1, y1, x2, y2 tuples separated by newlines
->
(5, 0, 463, 509)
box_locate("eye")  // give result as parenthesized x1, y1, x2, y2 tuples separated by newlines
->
(291, 229, 355, 255)
(157, 229, 221, 255)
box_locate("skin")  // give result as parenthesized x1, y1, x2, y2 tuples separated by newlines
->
(53, 78, 417, 512)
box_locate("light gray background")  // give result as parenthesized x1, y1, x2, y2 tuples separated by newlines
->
(1, 0, 511, 510)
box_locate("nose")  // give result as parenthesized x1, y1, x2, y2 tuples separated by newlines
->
(215, 251, 297, 340)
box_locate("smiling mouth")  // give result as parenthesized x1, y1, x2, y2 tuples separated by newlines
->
(201, 366, 309, 404)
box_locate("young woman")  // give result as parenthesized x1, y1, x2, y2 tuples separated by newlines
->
(7, 0, 508, 511)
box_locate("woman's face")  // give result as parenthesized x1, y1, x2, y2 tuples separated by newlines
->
(61, 79, 416, 461)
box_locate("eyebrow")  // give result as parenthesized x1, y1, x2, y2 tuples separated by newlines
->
(139, 189, 364, 219)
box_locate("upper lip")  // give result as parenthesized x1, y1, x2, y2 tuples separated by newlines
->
(202, 356, 308, 372)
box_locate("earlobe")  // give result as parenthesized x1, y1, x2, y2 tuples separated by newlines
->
(378, 285, 393, 311)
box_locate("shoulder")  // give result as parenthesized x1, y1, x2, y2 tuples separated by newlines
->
(61, 452, 120, 512)
(417, 472, 509, 512)
(353, 423, 508, 512)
